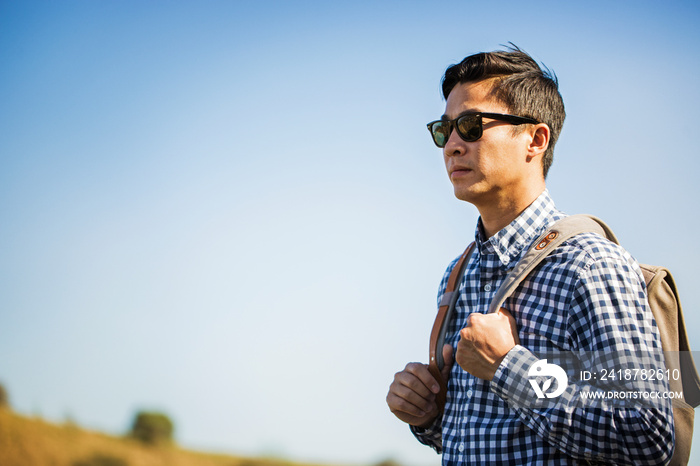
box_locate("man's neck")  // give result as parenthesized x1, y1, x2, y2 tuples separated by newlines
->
(478, 186, 546, 238)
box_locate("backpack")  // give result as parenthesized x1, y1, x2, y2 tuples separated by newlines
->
(428, 214, 700, 466)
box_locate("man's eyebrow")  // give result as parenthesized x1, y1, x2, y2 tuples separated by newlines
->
(441, 109, 480, 120)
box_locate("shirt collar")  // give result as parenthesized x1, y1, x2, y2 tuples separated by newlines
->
(475, 189, 563, 267)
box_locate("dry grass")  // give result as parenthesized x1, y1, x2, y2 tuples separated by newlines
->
(0, 407, 325, 466)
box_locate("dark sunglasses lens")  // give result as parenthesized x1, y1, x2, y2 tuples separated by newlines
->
(457, 114, 482, 142)
(430, 122, 451, 147)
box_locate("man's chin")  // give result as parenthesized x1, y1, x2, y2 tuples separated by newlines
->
(453, 188, 479, 204)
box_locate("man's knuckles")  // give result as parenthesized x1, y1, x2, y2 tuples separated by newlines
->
(393, 366, 434, 394)
(403, 362, 425, 373)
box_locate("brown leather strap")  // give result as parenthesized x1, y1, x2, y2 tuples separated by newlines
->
(428, 242, 475, 415)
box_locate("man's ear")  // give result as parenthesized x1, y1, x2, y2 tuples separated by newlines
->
(526, 123, 550, 161)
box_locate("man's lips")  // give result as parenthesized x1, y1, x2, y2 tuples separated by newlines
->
(449, 166, 473, 177)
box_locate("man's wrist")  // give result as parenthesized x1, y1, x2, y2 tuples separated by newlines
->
(410, 415, 442, 450)
(490, 345, 540, 405)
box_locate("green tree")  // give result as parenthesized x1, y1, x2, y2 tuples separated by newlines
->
(0, 382, 9, 408)
(128, 411, 174, 445)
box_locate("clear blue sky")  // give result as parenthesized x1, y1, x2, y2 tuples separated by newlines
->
(1, 1, 699, 464)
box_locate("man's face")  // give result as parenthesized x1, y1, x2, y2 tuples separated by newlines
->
(442, 80, 534, 209)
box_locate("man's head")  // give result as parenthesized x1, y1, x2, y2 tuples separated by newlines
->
(440, 45, 565, 178)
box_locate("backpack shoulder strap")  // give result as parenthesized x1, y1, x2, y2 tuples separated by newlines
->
(429, 242, 475, 370)
(427, 242, 475, 415)
(488, 214, 608, 314)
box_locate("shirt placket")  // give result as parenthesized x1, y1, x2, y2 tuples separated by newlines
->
(454, 256, 477, 463)
(469, 247, 507, 462)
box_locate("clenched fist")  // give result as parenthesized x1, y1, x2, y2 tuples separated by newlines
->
(456, 307, 520, 380)
(387, 344, 454, 428)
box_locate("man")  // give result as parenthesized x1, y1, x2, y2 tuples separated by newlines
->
(386, 46, 674, 465)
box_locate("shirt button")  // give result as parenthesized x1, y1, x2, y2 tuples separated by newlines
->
(483, 283, 492, 292)
(459, 444, 465, 452)
(467, 389, 473, 398)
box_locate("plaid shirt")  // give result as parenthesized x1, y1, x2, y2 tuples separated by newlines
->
(411, 190, 674, 465)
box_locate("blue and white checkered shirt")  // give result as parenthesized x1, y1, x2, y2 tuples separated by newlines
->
(412, 190, 674, 465)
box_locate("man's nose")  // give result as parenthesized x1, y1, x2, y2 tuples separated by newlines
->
(444, 127, 466, 156)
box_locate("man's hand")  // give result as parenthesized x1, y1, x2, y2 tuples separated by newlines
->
(387, 344, 453, 428)
(456, 307, 520, 380)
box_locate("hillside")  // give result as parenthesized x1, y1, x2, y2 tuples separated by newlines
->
(0, 407, 329, 466)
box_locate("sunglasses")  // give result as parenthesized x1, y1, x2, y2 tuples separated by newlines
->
(427, 112, 539, 148)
